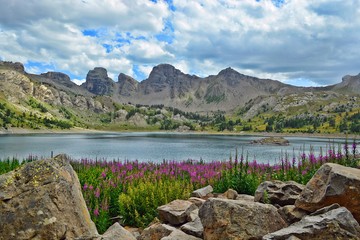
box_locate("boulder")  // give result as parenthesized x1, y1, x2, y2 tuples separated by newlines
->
(251, 137, 289, 146)
(263, 206, 360, 239)
(138, 223, 173, 240)
(191, 185, 213, 198)
(199, 198, 287, 240)
(188, 197, 206, 208)
(101, 223, 136, 240)
(138, 223, 201, 240)
(236, 194, 255, 201)
(218, 188, 238, 200)
(180, 217, 204, 238)
(255, 180, 305, 206)
(0, 155, 98, 240)
(187, 208, 199, 222)
(157, 199, 197, 225)
(295, 163, 360, 222)
(277, 205, 308, 225)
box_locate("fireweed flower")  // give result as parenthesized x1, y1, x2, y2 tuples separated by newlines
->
(94, 187, 100, 198)
(93, 207, 99, 217)
(83, 183, 88, 191)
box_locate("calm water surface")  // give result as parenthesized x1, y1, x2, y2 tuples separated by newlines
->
(0, 132, 349, 163)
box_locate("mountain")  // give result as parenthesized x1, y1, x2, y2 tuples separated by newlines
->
(331, 73, 360, 93)
(79, 64, 302, 112)
(82, 67, 115, 95)
(1, 60, 360, 133)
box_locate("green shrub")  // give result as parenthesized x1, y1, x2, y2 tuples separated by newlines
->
(118, 178, 192, 228)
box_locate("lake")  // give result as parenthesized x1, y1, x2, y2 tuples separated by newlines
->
(0, 132, 350, 163)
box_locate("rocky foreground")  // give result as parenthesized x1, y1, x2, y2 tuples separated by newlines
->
(0, 155, 360, 239)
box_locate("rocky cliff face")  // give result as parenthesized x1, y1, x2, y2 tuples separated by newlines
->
(41, 72, 76, 89)
(0, 61, 25, 73)
(82, 67, 115, 95)
(117, 73, 138, 97)
(332, 73, 360, 93)
(0, 62, 107, 116)
(119, 64, 301, 112)
(140, 64, 200, 98)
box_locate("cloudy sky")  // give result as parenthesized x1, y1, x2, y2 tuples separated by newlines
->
(1, 0, 359, 86)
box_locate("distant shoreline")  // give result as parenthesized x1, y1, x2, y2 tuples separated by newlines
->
(1, 127, 358, 140)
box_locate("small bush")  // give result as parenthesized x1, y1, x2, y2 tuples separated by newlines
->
(118, 179, 192, 227)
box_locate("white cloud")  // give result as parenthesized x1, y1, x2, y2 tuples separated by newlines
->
(170, 0, 360, 84)
(1, 0, 360, 86)
(123, 39, 174, 62)
(138, 65, 154, 79)
(73, 79, 86, 86)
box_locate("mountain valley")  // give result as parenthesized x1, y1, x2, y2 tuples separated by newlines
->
(1, 60, 359, 134)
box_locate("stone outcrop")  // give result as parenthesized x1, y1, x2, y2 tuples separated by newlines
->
(295, 163, 360, 222)
(254, 180, 305, 206)
(157, 199, 197, 226)
(263, 205, 360, 239)
(0, 155, 98, 240)
(199, 198, 287, 240)
(191, 185, 213, 198)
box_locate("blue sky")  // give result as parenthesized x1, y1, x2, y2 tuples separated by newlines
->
(1, 0, 360, 87)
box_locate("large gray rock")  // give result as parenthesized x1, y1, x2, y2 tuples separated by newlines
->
(263, 206, 360, 239)
(157, 199, 197, 225)
(138, 223, 201, 240)
(0, 155, 98, 240)
(199, 198, 287, 240)
(255, 180, 305, 206)
(191, 185, 213, 198)
(101, 222, 136, 240)
(295, 163, 360, 222)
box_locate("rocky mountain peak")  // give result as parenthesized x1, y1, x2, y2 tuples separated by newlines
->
(117, 73, 138, 97)
(118, 73, 137, 84)
(218, 67, 243, 78)
(40, 72, 75, 88)
(148, 64, 183, 81)
(41, 72, 70, 81)
(342, 73, 360, 83)
(82, 67, 115, 95)
(0, 61, 25, 73)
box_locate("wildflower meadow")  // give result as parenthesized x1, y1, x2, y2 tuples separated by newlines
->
(1, 138, 359, 233)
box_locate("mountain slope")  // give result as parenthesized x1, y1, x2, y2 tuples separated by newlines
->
(1, 60, 360, 134)
(79, 64, 304, 113)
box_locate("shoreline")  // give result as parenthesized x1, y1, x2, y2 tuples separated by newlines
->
(0, 127, 357, 139)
